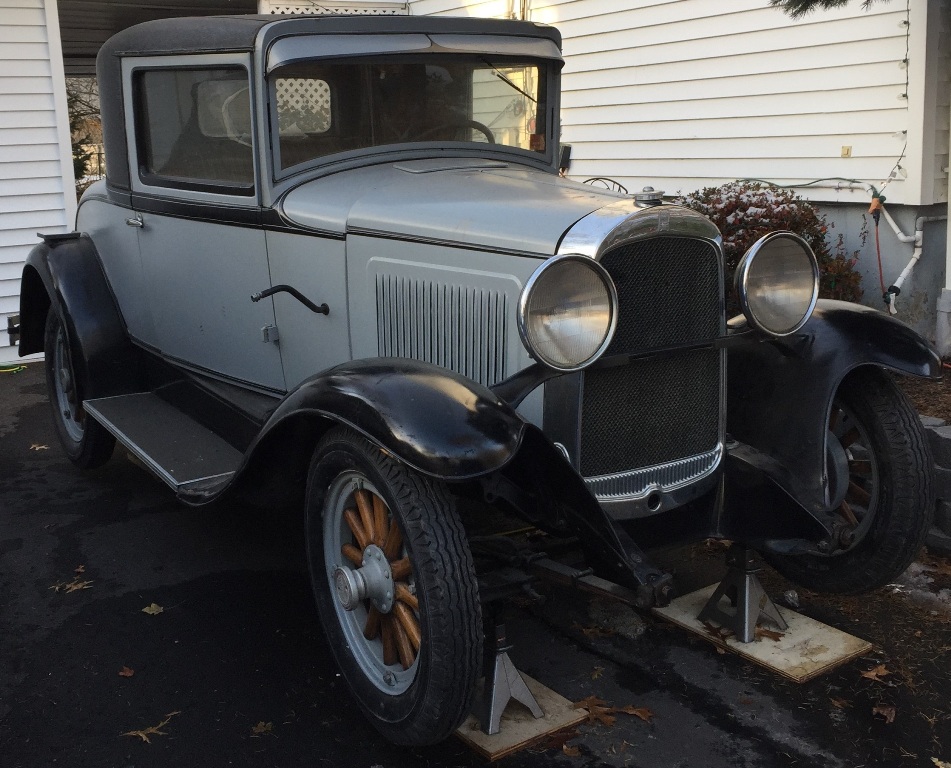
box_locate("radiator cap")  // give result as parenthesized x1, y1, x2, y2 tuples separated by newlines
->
(634, 186, 665, 206)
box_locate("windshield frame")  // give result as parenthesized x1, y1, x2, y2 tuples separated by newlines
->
(264, 50, 560, 184)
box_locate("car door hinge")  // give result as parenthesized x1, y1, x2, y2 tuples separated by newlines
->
(261, 324, 280, 344)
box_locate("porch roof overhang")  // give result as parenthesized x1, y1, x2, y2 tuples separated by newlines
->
(59, 0, 258, 76)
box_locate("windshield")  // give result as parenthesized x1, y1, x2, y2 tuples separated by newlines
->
(269, 54, 549, 172)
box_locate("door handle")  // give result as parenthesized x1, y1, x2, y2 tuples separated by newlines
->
(125, 215, 143, 228)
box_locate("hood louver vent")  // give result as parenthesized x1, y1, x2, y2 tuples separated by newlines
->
(375, 274, 509, 387)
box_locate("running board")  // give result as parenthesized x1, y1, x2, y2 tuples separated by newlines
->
(83, 393, 242, 493)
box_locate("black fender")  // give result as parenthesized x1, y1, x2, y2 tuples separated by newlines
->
(726, 299, 940, 517)
(242, 358, 527, 484)
(19, 233, 141, 399)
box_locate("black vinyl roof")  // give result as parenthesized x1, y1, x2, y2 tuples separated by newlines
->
(97, 14, 561, 191)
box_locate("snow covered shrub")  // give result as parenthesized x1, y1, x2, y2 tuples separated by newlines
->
(681, 181, 863, 315)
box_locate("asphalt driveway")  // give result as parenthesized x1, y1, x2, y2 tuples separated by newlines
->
(1, 362, 950, 767)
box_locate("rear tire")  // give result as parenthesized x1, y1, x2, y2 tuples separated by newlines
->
(767, 368, 933, 594)
(44, 309, 115, 469)
(304, 426, 481, 745)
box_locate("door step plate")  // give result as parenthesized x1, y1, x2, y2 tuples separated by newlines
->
(84, 393, 242, 491)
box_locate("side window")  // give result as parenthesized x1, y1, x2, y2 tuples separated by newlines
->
(136, 67, 254, 193)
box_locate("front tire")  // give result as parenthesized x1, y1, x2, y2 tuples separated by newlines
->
(305, 427, 482, 745)
(44, 309, 115, 469)
(767, 368, 934, 594)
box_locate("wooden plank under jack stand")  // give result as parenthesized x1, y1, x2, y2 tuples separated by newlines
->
(455, 674, 588, 760)
(654, 583, 873, 683)
(455, 622, 587, 760)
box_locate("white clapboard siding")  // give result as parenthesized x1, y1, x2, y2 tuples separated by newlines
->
(408, 0, 949, 206)
(0, 0, 74, 355)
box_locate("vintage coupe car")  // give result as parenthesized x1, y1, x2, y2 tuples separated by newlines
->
(19, 13, 939, 745)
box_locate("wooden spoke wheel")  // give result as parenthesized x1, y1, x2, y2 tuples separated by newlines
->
(766, 369, 934, 594)
(333, 486, 422, 672)
(305, 427, 481, 745)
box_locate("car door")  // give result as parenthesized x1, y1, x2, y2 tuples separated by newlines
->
(122, 55, 286, 393)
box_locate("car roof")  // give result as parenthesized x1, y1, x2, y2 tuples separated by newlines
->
(97, 14, 561, 192)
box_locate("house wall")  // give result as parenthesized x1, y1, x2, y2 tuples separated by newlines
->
(407, 0, 951, 339)
(409, 0, 948, 208)
(0, 0, 75, 363)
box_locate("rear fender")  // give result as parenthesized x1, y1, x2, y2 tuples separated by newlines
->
(20, 234, 141, 399)
(727, 299, 939, 515)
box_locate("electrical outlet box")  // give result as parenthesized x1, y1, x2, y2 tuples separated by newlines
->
(841, 146, 852, 158)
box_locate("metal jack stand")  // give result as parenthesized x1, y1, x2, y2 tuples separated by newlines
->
(480, 620, 544, 735)
(698, 544, 788, 643)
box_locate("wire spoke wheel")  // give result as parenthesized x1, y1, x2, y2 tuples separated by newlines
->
(305, 427, 481, 745)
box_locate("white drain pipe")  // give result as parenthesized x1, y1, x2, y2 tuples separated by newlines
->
(881, 208, 946, 315)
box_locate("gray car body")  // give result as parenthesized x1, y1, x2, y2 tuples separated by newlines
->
(19, 15, 940, 570)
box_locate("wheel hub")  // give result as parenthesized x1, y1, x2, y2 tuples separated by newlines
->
(333, 544, 394, 613)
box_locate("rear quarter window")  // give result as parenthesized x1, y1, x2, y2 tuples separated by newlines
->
(135, 67, 255, 193)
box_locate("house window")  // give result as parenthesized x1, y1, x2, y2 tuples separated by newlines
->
(135, 67, 254, 193)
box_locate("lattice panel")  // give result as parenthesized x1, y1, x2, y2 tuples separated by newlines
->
(276, 79, 331, 133)
(263, 3, 407, 14)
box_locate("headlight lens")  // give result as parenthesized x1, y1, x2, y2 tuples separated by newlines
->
(735, 232, 819, 336)
(519, 254, 618, 371)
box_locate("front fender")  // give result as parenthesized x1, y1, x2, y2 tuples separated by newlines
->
(727, 299, 940, 514)
(251, 358, 527, 481)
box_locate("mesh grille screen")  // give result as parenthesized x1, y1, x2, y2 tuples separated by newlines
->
(601, 237, 721, 354)
(580, 348, 721, 477)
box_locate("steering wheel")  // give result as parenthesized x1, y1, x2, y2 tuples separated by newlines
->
(413, 119, 495, 144)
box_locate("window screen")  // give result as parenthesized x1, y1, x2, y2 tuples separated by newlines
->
(136, 67, 254, 191)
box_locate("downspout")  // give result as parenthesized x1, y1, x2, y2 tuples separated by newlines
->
(879, 207, 947, 315)
(937, 99, 951, 357)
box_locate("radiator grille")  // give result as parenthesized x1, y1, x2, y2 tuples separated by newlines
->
(601, 237, 721, 354)
(580, 348, 721, 477)
(375, 274, 508, 387)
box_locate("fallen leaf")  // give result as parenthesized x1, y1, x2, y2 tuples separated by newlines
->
(618, 705, 654, 723)
(251, 721, 274, 737)
(754, 626, 784, 642)
(830, 698, 851, 709)
(119, 666, 135, 678)
(701, 620, 734, 640)
(714, 646, 727, 655)
(562, 743, 580, 757)
(122, 711, 181, 743)
(573, 695, 607, 711)
(574, 696, 653, 727)
(591, 666, 604, 680)
(141, 603, 164, 616)
(861, 664, 891, 682)
(30, 444, 49, 451)
(74, 565, 86, 575)
(574, 695, 615, 727)
(931, 758, 951, 768)
(49, 577, 93, 594)
(872, 704, 896, 723)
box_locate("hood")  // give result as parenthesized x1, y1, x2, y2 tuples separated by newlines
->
(279, 159, 623, 255)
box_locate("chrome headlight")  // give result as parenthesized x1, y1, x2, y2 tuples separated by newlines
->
(518, 254, 618, 371)
(735, 232, 819, 336)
